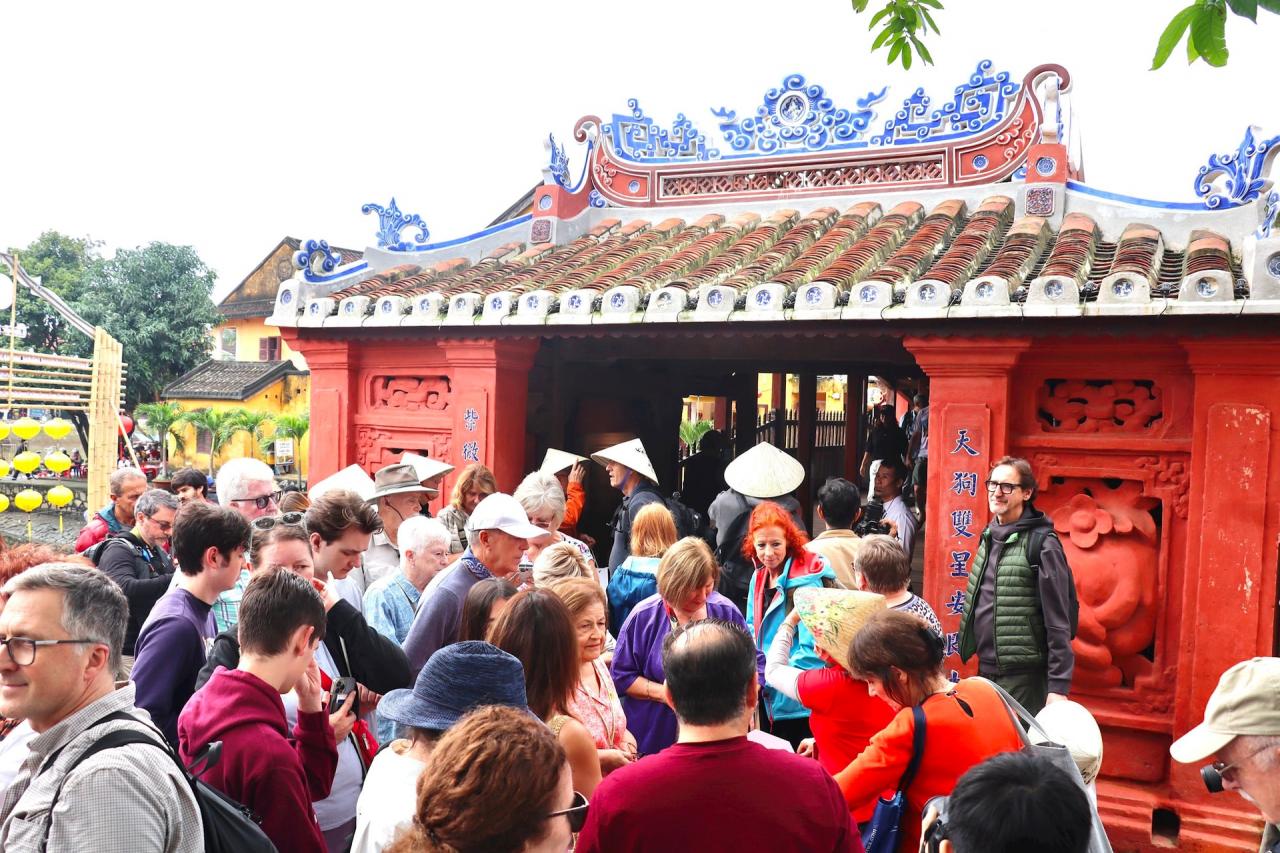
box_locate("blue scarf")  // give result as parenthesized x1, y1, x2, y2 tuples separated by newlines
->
(459, 549, 493, 581)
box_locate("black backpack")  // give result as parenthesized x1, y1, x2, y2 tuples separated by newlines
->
(43, 711, 277, 853)
(713, 508, 754, 614)
(665, 492, 710, 542)
(1023, 528, 1080, 640)
(82, 536, 138, 567)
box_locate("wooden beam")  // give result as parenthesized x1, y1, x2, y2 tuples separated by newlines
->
(733, 373, 756, 457)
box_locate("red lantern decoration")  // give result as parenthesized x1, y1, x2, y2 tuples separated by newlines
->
(119, 415, 134, 436)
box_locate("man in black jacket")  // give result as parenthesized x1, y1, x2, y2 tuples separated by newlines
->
(96, 488, 179, 675)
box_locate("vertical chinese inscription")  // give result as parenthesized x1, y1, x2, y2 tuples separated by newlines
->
(936, 404, 990, 682)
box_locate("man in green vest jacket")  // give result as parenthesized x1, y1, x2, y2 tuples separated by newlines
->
(957, 456, 1076, 714)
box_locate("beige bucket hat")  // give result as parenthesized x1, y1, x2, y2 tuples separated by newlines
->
(400, 451, 454, 483)
(591, 438, 659, 485)
(724, 442, 805, 499)
(540, 448, 588, 476)
(366, 463, 437, 503)
(792, 587, 886, 672)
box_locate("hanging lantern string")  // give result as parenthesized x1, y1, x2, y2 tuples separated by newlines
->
(6, 251, 17, 413)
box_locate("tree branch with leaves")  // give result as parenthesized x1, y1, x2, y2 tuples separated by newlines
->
(852, 0, 942, 69)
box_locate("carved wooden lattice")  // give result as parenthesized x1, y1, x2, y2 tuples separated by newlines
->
(1037, 379, 1163, 433)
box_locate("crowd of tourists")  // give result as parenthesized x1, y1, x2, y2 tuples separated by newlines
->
(0, 417, 1276, 853)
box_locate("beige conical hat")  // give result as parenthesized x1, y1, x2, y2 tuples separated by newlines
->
(793, 587, 886, 672)
(1033, 700, 1104, 785)
(590, 438, 659, 485)
(309, 464, 376, 502)
(724, 442, 804, 499)
(539, 448, 588, 476)
(401, 451, 454, 482)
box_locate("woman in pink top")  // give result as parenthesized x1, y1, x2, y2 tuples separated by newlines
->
(550, 577, 637, 774)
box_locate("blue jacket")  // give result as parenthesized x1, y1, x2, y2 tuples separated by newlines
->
(745, 551, 836, 722)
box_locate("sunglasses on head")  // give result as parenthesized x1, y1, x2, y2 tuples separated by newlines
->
(231, 490, 283, 510)
(251, 512, 306, 532)
(547, 791, 589, 833)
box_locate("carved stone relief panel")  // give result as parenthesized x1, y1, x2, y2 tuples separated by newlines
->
(368, 375, 451, 411)
(1037, 379, 1163, 433)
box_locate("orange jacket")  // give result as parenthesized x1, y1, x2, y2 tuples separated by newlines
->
(560, 481, 585, 537)
(836, 678, 1022, 853)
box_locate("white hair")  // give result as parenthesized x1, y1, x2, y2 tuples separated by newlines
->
(513, 471, 567, 530)
(399, 516, 449, 567)
(215, 458, 277, 507)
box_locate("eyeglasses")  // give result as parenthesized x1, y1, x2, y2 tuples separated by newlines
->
(547, 791, 589, 833)
(1209, 744, 1273, 784)
(230, 491, 283, 510)
(250, 512, 306, 532)
(0, 636, 101, 666)
(984, 480, 1024, 496)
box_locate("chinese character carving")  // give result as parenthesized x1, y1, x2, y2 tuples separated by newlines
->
(951, 472, 978, 497)
(951, 428, 980, 456)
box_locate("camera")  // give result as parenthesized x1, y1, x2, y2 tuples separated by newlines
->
(922, 795, 950, 853)
(1201, 764, 1225, 794)
(853, 499, 890, 537)
(328, 676, 359, 716)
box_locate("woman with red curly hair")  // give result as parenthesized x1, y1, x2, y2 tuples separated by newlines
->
(743, 501, 837, 747)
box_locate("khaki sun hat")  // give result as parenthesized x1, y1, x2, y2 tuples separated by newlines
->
(366, 463, 438, 503)
(724, 442, 805, 499)
(540, 448, 588, 476)
(1170, 657, 1280, 764)
(591, 438, 659, 485)
(400, 451, 454, 483)
(793, 587, 886, 672)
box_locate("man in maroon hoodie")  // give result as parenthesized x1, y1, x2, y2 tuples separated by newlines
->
(178, 569, 338, 853)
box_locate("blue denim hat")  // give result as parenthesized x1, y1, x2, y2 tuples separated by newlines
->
(378, 641, 528, 732)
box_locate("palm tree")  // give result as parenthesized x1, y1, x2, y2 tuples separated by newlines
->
(262, 413, 310, 484)
(227, 410, 273, 461)
(175, 408, 244, 475)
(679, 419, 714, 453)
(133, 401, 186, 475)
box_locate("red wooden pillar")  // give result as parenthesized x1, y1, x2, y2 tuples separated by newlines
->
(290, 336, 357, 485)
(905, 336, 1031, 678)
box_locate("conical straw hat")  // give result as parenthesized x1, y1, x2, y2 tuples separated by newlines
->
(539, 448, 588, 476)
(401, 452, 454, 482)
(309, 464, 377, 503)
(793, 587, 887, 672)
(724, 442, 804, 499)
(1032, 700, 1104, 785)
(590, 438, 659, 485)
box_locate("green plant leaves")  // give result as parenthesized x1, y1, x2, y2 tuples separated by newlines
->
(856, 0, 939, 68)
(1152, 5, 1198, 68)
(1151, 0, 1277, 69)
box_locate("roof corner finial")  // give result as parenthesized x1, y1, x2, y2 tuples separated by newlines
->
(361, 198, 431, 251)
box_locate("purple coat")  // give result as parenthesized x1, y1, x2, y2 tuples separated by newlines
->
(610, 591, 762, 756)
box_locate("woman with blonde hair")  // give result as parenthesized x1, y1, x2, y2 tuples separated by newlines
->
(387, 705, 584, 853)
(438, 463, 497, 555)
(551, 577, 636, 776)
(606, 502, 677, 630)
(532, 542, 594, 589)
(609, 537, 761, 756)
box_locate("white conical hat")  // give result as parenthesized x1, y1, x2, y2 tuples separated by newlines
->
(309, 464, 376, 502)
(724, 442, 804, 499)
(401, 451, 454, 482)
(1032, 700, 1104, 785)
(539, 448, 588, 476)
(591, 438, 659, 485)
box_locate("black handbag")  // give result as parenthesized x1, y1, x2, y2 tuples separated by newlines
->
(862, 704, 927, 853)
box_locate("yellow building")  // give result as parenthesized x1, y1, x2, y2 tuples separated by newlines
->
(161, 237, 358, 481)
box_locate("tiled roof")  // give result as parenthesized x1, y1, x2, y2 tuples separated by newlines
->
(162, 359, 304, 401)
(220, 238, 363, 320)
(276, 189, 1257, 329)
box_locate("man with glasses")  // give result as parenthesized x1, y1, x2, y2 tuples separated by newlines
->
(1171, 657, 1280, 852)
(359, 464, 438, 600)
(95, 488, 179, 676)
(0, 563, 202, 852)
(957, 456, 1076, 715)
(131, 502, 251, 745)
(211, 458, 280, 632)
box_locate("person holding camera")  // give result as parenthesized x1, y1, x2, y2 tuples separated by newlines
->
(873, 459, 918, 562)
(1171, 657, 1280, 853)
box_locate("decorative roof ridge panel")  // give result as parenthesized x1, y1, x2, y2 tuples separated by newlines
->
(573, 64, 1065, 208)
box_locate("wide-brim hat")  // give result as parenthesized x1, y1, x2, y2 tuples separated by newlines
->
(591, 438, 659, 485)
(379, 641, 529, 731)
(1031, 700, 1104, 785)
(724, 442, 804, 499)
(793, 587, 886, 672)
(540, 448, 588, 476)
(400, 451, 454, 483)
(309, 464, 376, 503)
(366, 463, 437, 503)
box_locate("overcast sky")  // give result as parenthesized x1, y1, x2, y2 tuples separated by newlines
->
(4, 1, 1278, 303)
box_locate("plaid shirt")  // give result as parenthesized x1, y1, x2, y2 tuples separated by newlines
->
(211, 568, 251, 634)
(0, 683, 202, 852)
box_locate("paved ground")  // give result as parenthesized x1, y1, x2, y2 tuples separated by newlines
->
(0, 510, 79, 550)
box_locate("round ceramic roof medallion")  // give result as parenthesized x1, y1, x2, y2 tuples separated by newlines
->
(858, 284, 878, 304)
(1111, 278, 1134, 298)
(972, 155, 989, 170)
(707, 289, 724, 308)
(1196, 277, 1218, 298)
(1045, 280, 1064, 300)
(804, 285, 823, 305)
(280, 289, 293, 305)
(777, 92, 809, 125)
(975, 282, 994, 299)
(1036, 156, 1056, 176)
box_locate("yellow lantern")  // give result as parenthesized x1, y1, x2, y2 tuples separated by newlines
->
(13, 489, 41, 512)
(11, 417, 40, 441)
(0, 494, 10, 512)
(0, 422, 10, 441)
(46, 485, 74, 508)
(12, 451, 41, 475)
(44, 451, 72, 475)
(0, 459, 10, 479)
(43, 418, 73, 440)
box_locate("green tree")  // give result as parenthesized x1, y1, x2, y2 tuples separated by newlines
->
(679, 419, 714, 452)
(260, 413, 310, 457)
(176, 407, 243, 475)
(7, 231, 101, 356)
(134, 401, 186, 475)
(850, 0, 1278, 70)
(227, 409, 273, 461)
(75, 242, 219, 407)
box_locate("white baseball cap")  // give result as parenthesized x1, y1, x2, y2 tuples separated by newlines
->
(466, 493, 545, 540)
